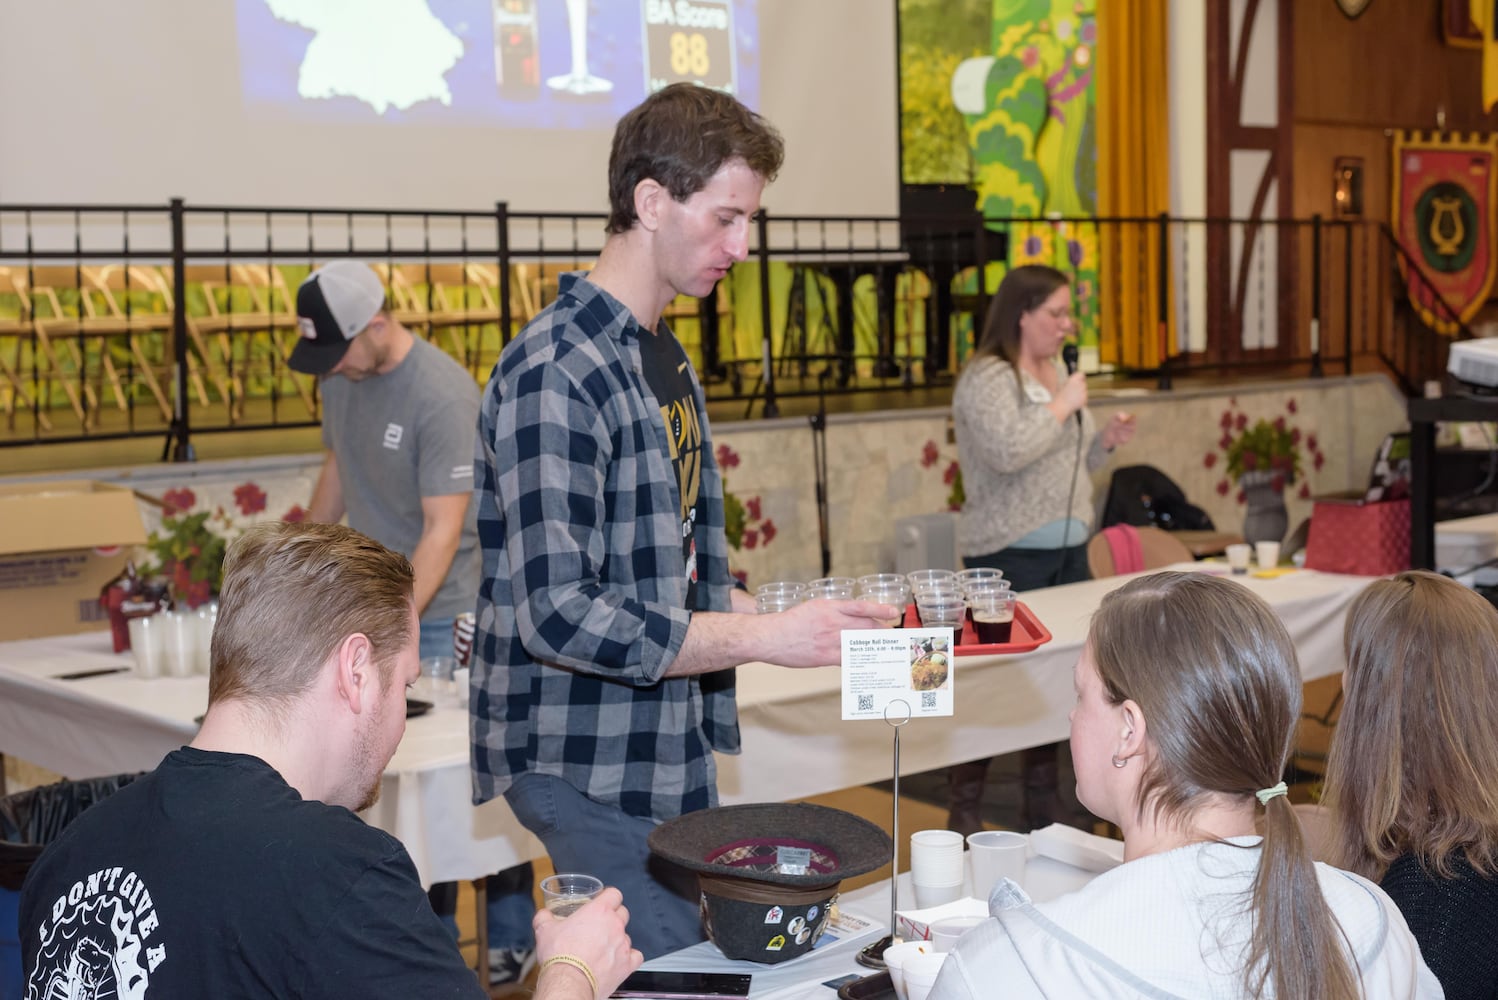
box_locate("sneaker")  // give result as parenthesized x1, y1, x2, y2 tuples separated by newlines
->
(488, 947, 536, 987)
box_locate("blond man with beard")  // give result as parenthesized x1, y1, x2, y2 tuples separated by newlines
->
(20, 522, 639, 1000)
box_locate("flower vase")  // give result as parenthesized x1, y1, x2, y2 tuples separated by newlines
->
(1239, 470, 1289, 546)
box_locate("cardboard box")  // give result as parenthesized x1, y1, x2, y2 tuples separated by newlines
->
(0, 480, 147, 641)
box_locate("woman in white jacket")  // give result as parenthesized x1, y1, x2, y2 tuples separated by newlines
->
(930, 571, 1442, 1000)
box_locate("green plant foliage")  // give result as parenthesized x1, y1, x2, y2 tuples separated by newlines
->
(1226, 419, 1302, 485)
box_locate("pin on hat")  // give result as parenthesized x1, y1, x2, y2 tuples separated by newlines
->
(290, 261, 387, 375)
(648, 802, 891, 964)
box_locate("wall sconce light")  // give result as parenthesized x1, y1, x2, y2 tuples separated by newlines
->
(1333, 157, 1364, 217)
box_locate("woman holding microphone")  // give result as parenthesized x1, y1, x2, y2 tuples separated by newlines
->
(947, 264, 1135, 834)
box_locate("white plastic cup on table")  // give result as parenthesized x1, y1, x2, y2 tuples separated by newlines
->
(417, 655, 459, 708)
(540, 872, 604, 917)
(1226, 542, 1253, 575)
(910, 829, 964, 908)
(127, 614, 165, 679)
(161, 611, 196, 678)
(1256, 540, 1281, 570)
(968, 830, 1029, 902)
(883, 939, 936, 1000)
(192, 605, 217, 676)
(967, 589, 1018, 645)
(929, 915, 985, 953)
(901, 952, 949, 1000)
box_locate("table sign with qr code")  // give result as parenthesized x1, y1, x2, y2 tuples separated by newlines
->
(840, 628, 955, 720)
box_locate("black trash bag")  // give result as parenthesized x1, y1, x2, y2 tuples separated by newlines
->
(0, 773, 144, 891)
(1101, 465, 1215, 532)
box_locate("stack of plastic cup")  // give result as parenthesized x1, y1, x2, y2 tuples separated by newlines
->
(755, 581, 805, 614)
(128, 614, 165, 679)
(805, 576, 855, 600)
(161, 611, 197, 678)
(909, 829, 965, 907)
(192, 603, 218, 675)
(858, 574, 911, 627)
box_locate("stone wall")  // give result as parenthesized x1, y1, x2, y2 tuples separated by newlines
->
(4, 374, 1408, 590)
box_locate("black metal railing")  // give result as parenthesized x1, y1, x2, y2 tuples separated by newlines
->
(0, 200, 1468, 452)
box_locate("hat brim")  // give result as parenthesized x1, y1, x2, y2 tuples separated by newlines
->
(648, 803, 892, 888)
(288, 336, 351, 376)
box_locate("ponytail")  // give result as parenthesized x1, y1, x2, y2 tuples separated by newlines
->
(1246, 796, 1359, 1000)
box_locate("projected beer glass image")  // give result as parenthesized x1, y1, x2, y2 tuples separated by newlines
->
(547, 0, 614, 95)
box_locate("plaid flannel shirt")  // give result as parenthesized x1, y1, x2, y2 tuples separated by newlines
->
(469, 273, 739, 821)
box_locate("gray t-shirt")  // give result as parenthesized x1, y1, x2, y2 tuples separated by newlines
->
(320, 337, 480, 621)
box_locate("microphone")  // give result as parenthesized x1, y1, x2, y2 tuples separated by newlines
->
(1061, 342, 1082, 426)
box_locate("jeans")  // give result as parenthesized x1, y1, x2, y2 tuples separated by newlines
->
(505, 772, 704, 960)
(418, 616, 536, 952)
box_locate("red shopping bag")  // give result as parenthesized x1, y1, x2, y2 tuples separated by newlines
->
(1303, 497, 1411, 576)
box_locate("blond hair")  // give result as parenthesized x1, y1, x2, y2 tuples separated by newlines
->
(1091, 571, 1357, 1000)
(1325, 570, 1498, 880)
(209, 522, 414, 706)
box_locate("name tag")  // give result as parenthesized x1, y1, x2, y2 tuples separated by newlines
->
(1024, 382, 1053, 404)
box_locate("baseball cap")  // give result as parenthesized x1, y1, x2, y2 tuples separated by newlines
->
(290, 261, 387, 375)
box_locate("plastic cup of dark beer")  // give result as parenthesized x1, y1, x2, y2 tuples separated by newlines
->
(969, 590, 1017, 645)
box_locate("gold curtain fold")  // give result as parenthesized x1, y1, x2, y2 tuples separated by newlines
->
(1096, 0, 1175, 368)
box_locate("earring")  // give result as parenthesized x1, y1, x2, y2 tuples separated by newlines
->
(1111, 754, 1128, 768)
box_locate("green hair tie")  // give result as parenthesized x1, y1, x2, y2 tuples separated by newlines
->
(1255, 781, 1288, 806)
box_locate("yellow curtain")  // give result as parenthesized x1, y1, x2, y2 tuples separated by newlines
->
(1472, 2, 1498, 111)
(1095, 0, 1174, 368)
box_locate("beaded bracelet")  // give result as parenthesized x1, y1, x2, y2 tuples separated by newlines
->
(540, 954, 598, 998)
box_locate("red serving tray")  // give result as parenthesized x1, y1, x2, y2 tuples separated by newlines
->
(901, 600, 1053, 656)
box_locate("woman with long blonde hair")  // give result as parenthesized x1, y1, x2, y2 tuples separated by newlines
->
(930, 572, 1439, 999)
(1326, 570, 1498, 999)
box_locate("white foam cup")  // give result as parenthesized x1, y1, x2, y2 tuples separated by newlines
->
(883, 939, 935, 1000)
(902, 952, 948, 1000)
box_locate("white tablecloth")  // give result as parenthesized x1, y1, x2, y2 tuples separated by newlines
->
(0, 565, 1371, 886)
(717, 564, 1371, 804)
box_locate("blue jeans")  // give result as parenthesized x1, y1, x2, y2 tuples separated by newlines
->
(418, 617, 536, 951)
(505, 772, 704, 960)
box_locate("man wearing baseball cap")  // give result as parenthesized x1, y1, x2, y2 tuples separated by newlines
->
(291, 260, 536, 984)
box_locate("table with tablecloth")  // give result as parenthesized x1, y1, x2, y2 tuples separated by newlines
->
(0, 565, 1373, 886)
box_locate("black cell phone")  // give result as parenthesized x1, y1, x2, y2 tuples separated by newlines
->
(610, 970, 752, 999)
(405, 698, 434, 719)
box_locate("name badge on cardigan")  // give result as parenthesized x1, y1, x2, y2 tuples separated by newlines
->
(1024, 382, 1053, 404)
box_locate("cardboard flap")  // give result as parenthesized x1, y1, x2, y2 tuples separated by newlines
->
(0, 480, 148, 556)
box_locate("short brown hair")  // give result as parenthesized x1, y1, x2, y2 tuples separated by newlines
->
(208, 522, 414, 706)
(1091, 572, 1357, 1000)
(606, 83, 784, 235)
(1326, 570, 1498, 880)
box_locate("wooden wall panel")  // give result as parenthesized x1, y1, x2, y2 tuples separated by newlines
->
(1292, 0, 1497, 132)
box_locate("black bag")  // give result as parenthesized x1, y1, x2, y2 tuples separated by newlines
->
(0, 773, 144, 890)
(1101, 465, 1215, 532)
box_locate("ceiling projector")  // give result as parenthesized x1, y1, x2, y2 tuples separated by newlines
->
(1448, 339, 1498, 389)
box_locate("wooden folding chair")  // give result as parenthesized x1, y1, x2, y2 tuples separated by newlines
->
(0, 267, 50, 430)
(25, 265, 99, 426)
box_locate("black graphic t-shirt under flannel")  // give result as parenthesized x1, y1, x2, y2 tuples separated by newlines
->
(639, 327, 702, 610)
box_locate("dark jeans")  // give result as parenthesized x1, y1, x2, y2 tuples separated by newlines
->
(949, 543, 1090, 833)
(962, 543, 1090, 592)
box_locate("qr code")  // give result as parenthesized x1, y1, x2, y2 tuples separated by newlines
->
(921, 692, 937, 709)
(857, 694, 874, 712)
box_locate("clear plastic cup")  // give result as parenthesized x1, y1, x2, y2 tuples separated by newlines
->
(755, 581, 807, 599)
(906, 569, 957, 591)
(857, 573, 906, 592)
(756, 593, 801, 614)
(128, 614, 165, 679)
(417, 655, 460, 708)
(968, 590, 1018, 645)
(915, 591, 966, 629)
(956, 567, 1004, 593)
(540, 873, 604, 917)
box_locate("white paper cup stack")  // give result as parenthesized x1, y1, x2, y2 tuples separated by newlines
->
(910, 829, 964, 908)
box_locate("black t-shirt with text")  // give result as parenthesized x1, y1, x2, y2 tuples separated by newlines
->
(639, 328, 703, 610)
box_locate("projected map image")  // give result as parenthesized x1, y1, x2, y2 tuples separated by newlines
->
(238, 0, 761, 129)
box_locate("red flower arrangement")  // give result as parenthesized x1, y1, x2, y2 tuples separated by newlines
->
(1205, 398, 1324, 503)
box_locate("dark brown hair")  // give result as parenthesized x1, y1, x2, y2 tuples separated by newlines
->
(209, 522, 414, 706)
(606, 83, 784, 235)
(1325, 570, 1498, 881)
(1091, 572, 1358, 1000)
(971, 265, 1069, 366)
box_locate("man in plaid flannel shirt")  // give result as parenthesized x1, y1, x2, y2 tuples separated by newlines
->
(471, 84, 897, 959)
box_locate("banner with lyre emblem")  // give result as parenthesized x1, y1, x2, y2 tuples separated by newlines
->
(1391, 130, 1498, 334)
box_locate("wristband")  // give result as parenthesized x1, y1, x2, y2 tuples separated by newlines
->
(540, 954, 598, 998)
